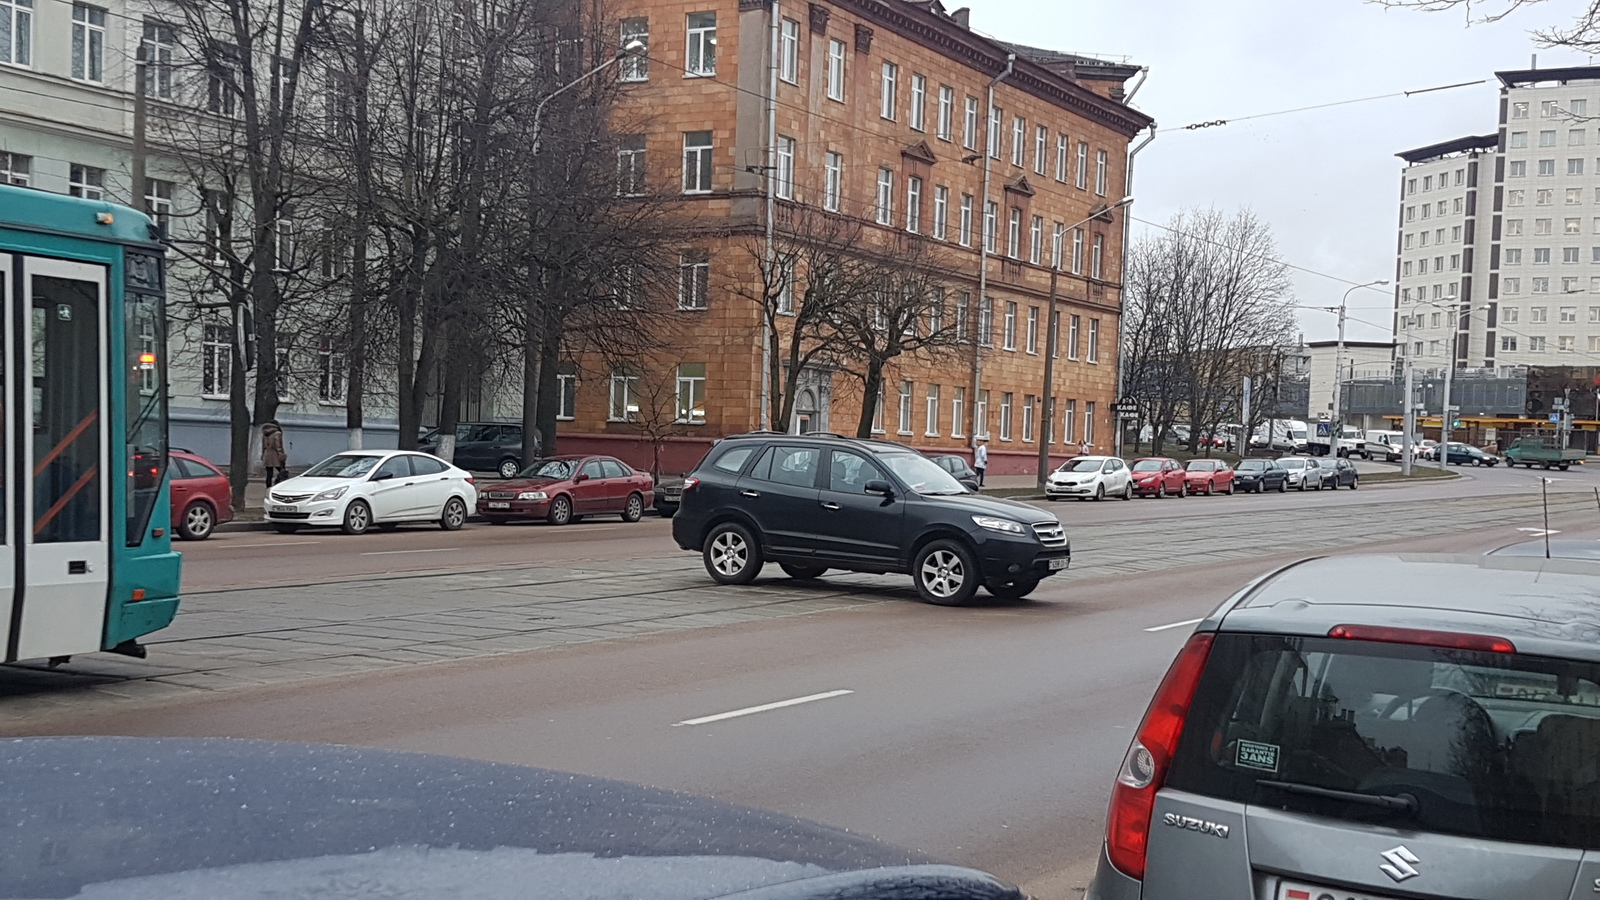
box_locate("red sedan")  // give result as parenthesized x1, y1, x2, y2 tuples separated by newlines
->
(1129, 457, 1188, 498)
(1183, 458, 1235, 495)
(478, 455, 655, 526)
(169, 450, 235, 540)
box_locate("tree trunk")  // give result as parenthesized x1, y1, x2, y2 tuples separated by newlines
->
(394, 231, 425, 449)
(345, 227, 367, 449)
(436, 350, 463, 463)
(521, 274, 543, 464)
(854, 357, 885, 438)
(228, 301, 252, 509)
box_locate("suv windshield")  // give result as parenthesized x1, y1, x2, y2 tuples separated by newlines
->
(1167, 633, 1600, 849)
(520, 459, 577, 480)
(1059, 458, 1104, 473)
(302, 455, 382, 478)
(879, 453, 967, 495)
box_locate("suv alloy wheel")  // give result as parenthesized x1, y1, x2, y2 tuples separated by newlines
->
(913, 539, 980, 606)
(704, 522, 762, 585)
(498, 458, 521, 479)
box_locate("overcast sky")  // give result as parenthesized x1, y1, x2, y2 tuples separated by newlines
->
(969, 0, 1593, 343)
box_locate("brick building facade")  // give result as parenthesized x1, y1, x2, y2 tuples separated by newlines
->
(553, 0, 1152, 475)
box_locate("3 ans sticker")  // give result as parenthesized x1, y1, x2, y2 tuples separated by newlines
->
(1236, 740, 1280, 773)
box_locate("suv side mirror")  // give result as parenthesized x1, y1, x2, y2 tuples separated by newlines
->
(864, 480, 894, 498)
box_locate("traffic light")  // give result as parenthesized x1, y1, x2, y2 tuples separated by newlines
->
(1452, 419, 1463, 429)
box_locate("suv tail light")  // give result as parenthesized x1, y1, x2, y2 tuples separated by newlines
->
(1105, 633, 1214, 880)
(682, 477, 700, 491)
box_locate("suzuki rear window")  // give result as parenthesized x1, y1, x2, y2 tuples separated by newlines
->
(1166, 633, 1600, 849)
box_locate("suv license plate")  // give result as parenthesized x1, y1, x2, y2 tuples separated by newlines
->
(271, 505, 297, 514)
(488, 502, 510, 509)
(1277, 881, 1399, 900)
(1048, 557, 1069, 571)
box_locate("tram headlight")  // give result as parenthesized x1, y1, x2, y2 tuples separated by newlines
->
(312, 487, 348, 503)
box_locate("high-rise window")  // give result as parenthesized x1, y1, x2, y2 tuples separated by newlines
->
(909, 74, 926, 131)
(826, 39, 845, 101)
(686, 12, 716, 75)
(683, 131, 713, 193)
(775, 136, 795, 200)
(880, 62, 898, 121)
(620, 17, 649, 81)
(0, 0, 32, 65)
(779, 18, 799, 83)
(71, 3, 105, 82)
(823, 151, 842, 212)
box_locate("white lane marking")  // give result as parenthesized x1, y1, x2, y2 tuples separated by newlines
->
(1144, 617, 1204, 633)
(672, 690, 854, 727)
(360, 548, 461, 556)
(251, 540, 322, 548)
(1517, 528, 1561, 536)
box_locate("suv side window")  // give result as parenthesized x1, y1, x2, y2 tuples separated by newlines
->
(710, 446, 757, 474)
(752, 446, 820, 488)
(500, 426, 522, 443)
(827, 450, 884, 494)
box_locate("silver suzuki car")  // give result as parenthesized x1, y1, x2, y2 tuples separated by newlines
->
(1088, 552, 1600, 900)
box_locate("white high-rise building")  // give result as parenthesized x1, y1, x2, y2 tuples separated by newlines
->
(1397, 66, 1600, 375)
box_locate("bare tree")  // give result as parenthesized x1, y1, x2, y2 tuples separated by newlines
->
(1374, 0, 1600, 51)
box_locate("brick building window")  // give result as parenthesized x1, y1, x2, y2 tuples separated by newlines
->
(1088, 318, 1101, 363)
(1063, 399, 1076, 443)
(609, 370, 639, 421)
(963, 96, 979, 150)
(686, 12, 716, 76)
(1007, 207, 1022, 259)
(933, 186, 948, 240)
(897, 380, 913, 434)
(937, 85, 953, 140)
(979, 297, 993, 347)
(976, 389, 989, 438)
(925, 384, 940, 436)
(1003, 301, 1017, 350)
(617, 135, 646, 196)
(775, 135, 795, 200)
(880, 61, 897, 121)
(1067, 314, 1080, 360)
(676, 363, 707, 423)
(1029, 215, 1043, 264)
(1055, 134, 1068, 182)
(1076, 142, 1088, 189)
(909, 73, 926, 131)
(1011, 116, 1025, 167)
(988, 106, 1002, 159)
(619, 17, 649, 81)
(678, 251, 710, 309)
(959, 193, 973, 246)
(999, 392, 1013, 441)
(1026, 306, 1039, 354)
(824, 151, 842, 211)
(1095, 149, 1108, 195)
(826, 39, 845, 101)
(951, 387, 965, 437)
(906, 175, 922, 233)
(1091, 233, 1104, 279)
(779, 17, 798, 83)
(983, 201, 997, 253)
(1071, 228, 1084, 274)
(1022, 395, 1035, 442)
(683, 131, 713, 193)
(955, 291, 969, 343)
(876, 168, 894, 225)
(1035, 126, 1048, 175)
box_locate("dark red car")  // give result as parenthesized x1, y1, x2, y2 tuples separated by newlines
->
(169, 450, 234, 540)
(1129, 457, 1188, 498)
(1182, 458, 1235, 495)
(478, 455, 655, 526)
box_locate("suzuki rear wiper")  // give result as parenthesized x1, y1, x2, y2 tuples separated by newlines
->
(1257, 779, 1418, 813)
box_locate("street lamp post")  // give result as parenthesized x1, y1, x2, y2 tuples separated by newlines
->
(1327, 279, 1388, 460)
(1037, 197, 1134, 490)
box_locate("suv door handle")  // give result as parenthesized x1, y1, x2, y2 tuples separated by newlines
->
(820, 501, 841, 510)
(741, 489, 761, 498)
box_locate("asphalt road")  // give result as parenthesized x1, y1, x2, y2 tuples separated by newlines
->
(18, 467, 1600, 898)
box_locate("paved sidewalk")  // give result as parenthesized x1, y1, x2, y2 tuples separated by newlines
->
(1, 490, 1594, 726)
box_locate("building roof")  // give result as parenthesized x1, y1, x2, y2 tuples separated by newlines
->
(995, 40, 1144, 83)
(1497, 65, 1600, 88)
(1395, 134, 1498, 164)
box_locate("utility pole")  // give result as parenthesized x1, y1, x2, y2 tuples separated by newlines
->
(132, 44, 148, 214)
(1439, 329, 1455, 470)
(1328, 279, 1386, 458)
(1401, 352, 1415, 477)
(1036, 270, 1059, 490)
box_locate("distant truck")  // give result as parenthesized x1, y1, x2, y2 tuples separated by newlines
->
(1308, 424, 1364, 457)
(1503, 435, 1585, 471)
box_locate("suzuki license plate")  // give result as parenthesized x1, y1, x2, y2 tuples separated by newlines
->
(1048, 557, 1069, 571)
(1277, 881, 1399, 900)
(488, 502, 510, 509)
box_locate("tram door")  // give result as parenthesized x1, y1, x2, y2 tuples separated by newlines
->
(0, 255, 110, 662)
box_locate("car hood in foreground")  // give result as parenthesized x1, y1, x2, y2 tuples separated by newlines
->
(0, 737, 1021, 900)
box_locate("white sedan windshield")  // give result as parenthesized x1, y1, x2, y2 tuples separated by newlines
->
(302, 455, 382, 478)
(1059, 458, 1104, 473)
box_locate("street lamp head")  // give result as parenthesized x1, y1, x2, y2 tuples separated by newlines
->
(618, 39, 646, 57)
(1113, 196, 1134, 207)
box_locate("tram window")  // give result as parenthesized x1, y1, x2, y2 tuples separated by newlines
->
(33, 275, 102, 545)
(125, 284, 166, 547)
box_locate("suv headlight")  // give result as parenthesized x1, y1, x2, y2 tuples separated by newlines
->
(971, 515, 1025, 535)
(311, 487, 348, 502)
(517, 491, 548, 501)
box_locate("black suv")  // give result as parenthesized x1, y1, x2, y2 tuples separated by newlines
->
(671, 433, 1071, 605)
(420, 422, 527, 479)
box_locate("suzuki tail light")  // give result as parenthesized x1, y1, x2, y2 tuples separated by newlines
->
(1105, 632, 1214, 880)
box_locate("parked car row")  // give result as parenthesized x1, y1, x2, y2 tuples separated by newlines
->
(1044, 454, 1359, 500)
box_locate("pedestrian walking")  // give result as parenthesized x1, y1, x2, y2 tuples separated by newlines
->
(973, 438, 988, 488)
(262, 420, 287, 487)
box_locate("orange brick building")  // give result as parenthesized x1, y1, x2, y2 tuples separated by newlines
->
(554, 0, 1153, 475)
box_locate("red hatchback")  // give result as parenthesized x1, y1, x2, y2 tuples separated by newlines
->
(1129, 457, 1188, 498)
(478, 455, 655, 526)
(169, 450, 235, 540)
(1182, 458, 1235, 495)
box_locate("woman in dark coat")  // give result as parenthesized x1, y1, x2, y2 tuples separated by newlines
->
(261, 421, 287, 486)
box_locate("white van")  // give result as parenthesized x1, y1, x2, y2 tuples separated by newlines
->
(1362, 429, 1406, 461)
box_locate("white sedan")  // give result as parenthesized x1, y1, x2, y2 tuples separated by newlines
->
(1045, 455, 1134, 501)
(265, 450, 478, 535)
